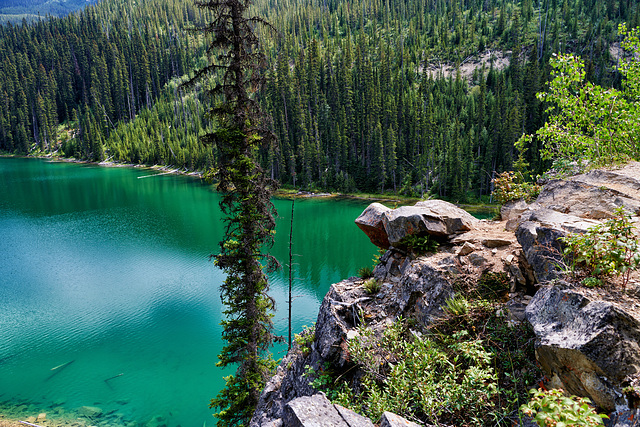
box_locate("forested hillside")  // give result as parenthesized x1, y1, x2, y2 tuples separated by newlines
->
(0, 0, 637, 200)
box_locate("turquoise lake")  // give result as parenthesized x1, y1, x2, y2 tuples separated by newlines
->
(0, 157, 378, 426)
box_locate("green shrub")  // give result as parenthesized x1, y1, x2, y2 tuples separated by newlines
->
(399, 234, 439, 255)
(444, 294, 470, 316)
(293, 324, 316, 355)
(362, 277, 381, 294)
(561, 207, 640, 288)
(345, 320, 498, 425)
(492, 171, 541, 205)
(520, 388, 607, 426)
(358, 266, 374, 279)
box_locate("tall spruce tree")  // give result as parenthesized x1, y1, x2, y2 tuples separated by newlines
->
(185, 0, 279, 425)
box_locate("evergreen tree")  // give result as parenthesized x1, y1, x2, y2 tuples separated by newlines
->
(185, 0, 279, 425)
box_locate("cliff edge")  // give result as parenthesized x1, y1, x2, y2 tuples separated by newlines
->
(251, 162, 640, 427)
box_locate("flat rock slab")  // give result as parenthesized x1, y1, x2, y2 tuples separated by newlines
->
(283, 394, 374, 427)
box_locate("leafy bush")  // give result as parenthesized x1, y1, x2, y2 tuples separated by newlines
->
(520, 388, 607, 426)
(492, 171, 541, 204)
(343, 320, 498, 425)
(526, 25, 640, 169)
(293, 324, 316, 355)
(561, 207, 640, 288)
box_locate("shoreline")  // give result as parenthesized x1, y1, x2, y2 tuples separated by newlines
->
(0, 154, 500, 210)
(0, 153, 418, 204)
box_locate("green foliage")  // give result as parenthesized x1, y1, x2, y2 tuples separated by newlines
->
(520, 388, 607, 427)
(399, 234, 439, 256)
(492, 171, 541, 204)
(561, 207, 640, 288)
(345, 319, 498, 425)
(535, 25, 640, 168)
(362, 278, 381, 294)
(358, 266, 373, 279)
(293, 325, 315, 355)
(444, 294, 470, 316)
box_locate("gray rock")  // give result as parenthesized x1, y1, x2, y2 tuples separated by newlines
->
(397, 258, 455, 324)
(506, 300, 527, 322)
(535, 179, 640, 219)
(526, 286, 640, 411)
(501, 199, 529, 222)
(374, 250, 410, 282)
(525, 207, 601, 234)
(335, 404, 375, 427)
(515, 221, 567, 284)
(605, 409, 640, 426)
(355, 203, 392, 248)
(315, 281, 370, 364)
(481, 237, 513, 248)
(383, 200, 478, 246)
(456, 242, 477, 256)
(379, 411, 424, 427)
(283, 394, 374, 427)
(283, 394, 346, 427)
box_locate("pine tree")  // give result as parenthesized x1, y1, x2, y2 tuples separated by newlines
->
(184, 0, 279, 425)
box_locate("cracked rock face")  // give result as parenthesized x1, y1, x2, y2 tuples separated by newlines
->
(526, 285, 640, 411)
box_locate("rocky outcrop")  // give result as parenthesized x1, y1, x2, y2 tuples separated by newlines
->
(356, 200, 478, 249)
(252, 217, 530, 426)
(254, 162, 640, 426)
(512, 164, 640, 286)
(526, 285, 640, 412)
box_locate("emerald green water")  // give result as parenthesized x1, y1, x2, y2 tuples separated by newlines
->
(0, 157, 377, 426)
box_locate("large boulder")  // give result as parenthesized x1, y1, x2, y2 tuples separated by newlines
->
(383, 200, 478, 246)
(355, 203, 392, 248)
(526, 285, 640, 411)
(355, 200, 479, 249)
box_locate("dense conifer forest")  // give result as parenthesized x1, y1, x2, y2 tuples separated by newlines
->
(0, 0, 637, 200)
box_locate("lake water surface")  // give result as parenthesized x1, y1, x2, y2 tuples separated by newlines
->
(0, 157, 378, 426)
